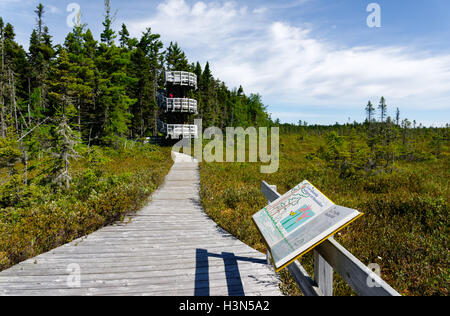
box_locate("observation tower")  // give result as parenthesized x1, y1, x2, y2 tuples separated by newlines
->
(158, 71, 198, 140)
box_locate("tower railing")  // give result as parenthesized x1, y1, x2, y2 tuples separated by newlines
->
(165, 71, 197, 89)
(158, 120, 198, 139)
(162, 98, 198, 114)
(159, 71, 198, 139)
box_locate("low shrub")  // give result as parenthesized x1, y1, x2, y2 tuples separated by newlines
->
(0, 145, 173, 271)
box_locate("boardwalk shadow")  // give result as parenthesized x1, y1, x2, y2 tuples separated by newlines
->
(194, 249, 267, 296)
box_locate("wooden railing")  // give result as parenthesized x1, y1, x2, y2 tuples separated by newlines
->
(163, 98, 198, 114)
(166, 124, 198, 139)
(165, 71, 197, 89)
(261, 181, 401, 296)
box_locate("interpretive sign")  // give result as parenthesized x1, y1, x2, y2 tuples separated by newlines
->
(253, 180, 363, 272)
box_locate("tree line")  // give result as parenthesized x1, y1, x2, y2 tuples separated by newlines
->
(277, 97, 448, 178)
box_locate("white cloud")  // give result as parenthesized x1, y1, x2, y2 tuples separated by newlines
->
(0, 0, 20, 4)
(0, 0, 24, 8)
(270, 111, 327, 120)
(129, 0, 252, 49)
(47, 5, 60, 14)
(253, 7, 267, 14)
(127, 0, 450, 111)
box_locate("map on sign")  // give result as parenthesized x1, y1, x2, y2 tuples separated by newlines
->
(253, 180, 363, 272)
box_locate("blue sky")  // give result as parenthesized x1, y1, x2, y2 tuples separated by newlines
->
(1, 0, 449, 126)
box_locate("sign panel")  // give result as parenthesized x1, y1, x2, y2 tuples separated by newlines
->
(253, 180, 363, 272)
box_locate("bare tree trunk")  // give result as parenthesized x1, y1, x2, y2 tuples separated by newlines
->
(19, 136, 28, 185)
(59, 96, 72, 190)
(27, 77, 31, 125)
(153, 69, 158, 136)
(153, 106, 158, 136)
(88, 94, 96, 147)
(41, 64, 47, 110)
(9, 69, 18, 133)
(24, 152, 28, 184)
(0, 84, 5, 138)
(0, 27, 5, 138)
(88, 127, 92, 148)
(78, 97, 81, 133)
(140, 105, 144, 138)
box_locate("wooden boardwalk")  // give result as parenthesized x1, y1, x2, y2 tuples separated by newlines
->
(0, 153, 281, 296)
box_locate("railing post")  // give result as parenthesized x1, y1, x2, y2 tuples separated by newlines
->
(266, 250, 272, 267)
(266, 185, 277, 204)
(266, 186, 276, 268)
(314, 250, 334, 296)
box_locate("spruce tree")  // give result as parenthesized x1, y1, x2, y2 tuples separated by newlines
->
(64, 24, 96, 138)
(130, 28, 163, 137)
(83, 29, 97, 59)
(96, 45, 135, 145)
(193, 62, 202, 90)
(47, 49, 79, 189)
(193, 62, 203, 118)
(94, 0, 136, 145)
(378, 96, 387, 123)
(0, 22, 31, 182)
(2, 23, 27, 135)
(100, 0, 116, 46)
(365, 101, 375, 123)
(119, 23, 130, 49)
(28, 4, 54, 113)
(34, 3, 44, 42)
(199, 62, 214, 126)
(165, 42, 189, 71)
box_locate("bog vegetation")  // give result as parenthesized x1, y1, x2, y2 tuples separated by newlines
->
(200, 109, 449, 296)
